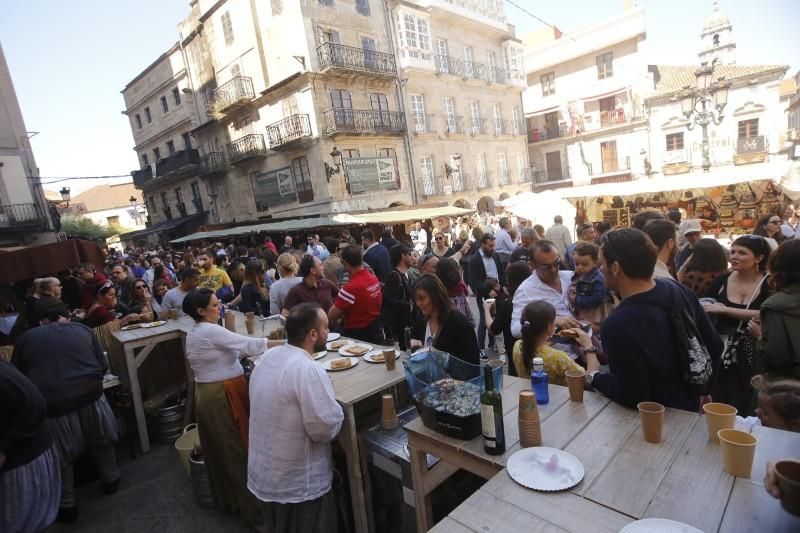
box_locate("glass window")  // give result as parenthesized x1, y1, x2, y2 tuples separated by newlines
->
(221, 11, 234, 46)
(541, 72, 555, 96)
(666, 132, 684, 151)
(356, 0, 370, 16)
(738, 119, 759, 139)
(167, 140, 176, 154)
(596, 52, 613, 79)
(153, 147, 161, 160)
(141, 154, 149, 166)
(173, 88, 181, 106)
(135, 114, 142, 129)
(144, 107, 152, 123)
(161, 96, 169, 113)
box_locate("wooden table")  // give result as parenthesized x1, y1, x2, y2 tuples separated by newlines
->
(406, 379, 800, 532)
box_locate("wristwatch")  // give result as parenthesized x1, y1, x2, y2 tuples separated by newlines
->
(583, 347, 597, 354)
(585, 370, 600, 386)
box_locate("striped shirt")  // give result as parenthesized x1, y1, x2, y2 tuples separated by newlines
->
(333, 268, 382, 329)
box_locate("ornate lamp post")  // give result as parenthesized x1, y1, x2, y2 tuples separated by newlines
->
(58, 186, 71, 207)
(679, 62, 731, 172)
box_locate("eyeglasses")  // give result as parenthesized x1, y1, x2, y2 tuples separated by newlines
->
(435, 237, 444, 241)
(534, 258, 562, 271)
(767, 219, 781, 225)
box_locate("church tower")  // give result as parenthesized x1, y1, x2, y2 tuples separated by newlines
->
(698, 0, 736, 65)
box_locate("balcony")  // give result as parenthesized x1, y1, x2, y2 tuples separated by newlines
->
(226, 134, 268, 165)
(317, 42, 397, 78)
(498, 170, 510, 186)
(132, 166, 153, 187)
(599, 108, 626, 128)
(323, 109, 406, 136)
(477, 171, 493, 189)
(199, 152, 227, 177)
(409, 113, 437, 135)
(517, 168, 533, 184)
(209, 76, 255, 114)
(528, 125, 569, 143)
(462, 61, 486, 82)
(266, 114, 313, 150)
(452, 172, 471, 193)
(435, 55, 464, 77)
(0, 203, 44, 230)
(444, 115, 465, 135)
(419, 174, 443, 198)
(468, 118, 488, 136)
(493, 119, 509, 136)
(533, 168, 571, 190)
(155, 149, 200, 178)
(663, 148, 691, 175)
(486, 66, 507, 84)
(734, 135, 767, 165)
(510, 120, 526, 136)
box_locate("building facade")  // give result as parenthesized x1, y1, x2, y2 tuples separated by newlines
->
(523, 8, 651, 194)
(0, 43, 56, 249)
(122, 0, 529, 234)
(66, 182, 147, 231)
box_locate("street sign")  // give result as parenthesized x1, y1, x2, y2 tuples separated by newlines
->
(252, 167, 297, 211)
(344, 157, 399, 194)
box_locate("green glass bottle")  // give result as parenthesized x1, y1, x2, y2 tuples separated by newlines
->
(481, 365, 505, 455)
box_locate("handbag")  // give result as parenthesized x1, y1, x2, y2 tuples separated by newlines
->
(720, 276, 766, 370)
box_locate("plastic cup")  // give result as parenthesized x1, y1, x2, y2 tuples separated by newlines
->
(718, 429, 758, 477)
(637, 401, 665, 444)
(488, 359, 504, 388)
(245, 317, 255, 335)
(775, 460, 800, 517)
(382, 348, 396, 371)
(169, 308, 178, 320)
(702, 402, 737, 443)
(565, 369, 585, 402)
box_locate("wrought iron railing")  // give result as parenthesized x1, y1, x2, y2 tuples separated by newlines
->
(463, 61, 486, 81)
(210, 76, 255, 112)
(493, 119, 509, 136)
(132, 167, 153, 187)
(599, 108, 626, 128)
(324, 109, 406, 135)
(737, 135, 766, 155)
(420, 174, 441, 198)
(444, 115, 465, 135)
(528, 124, 569, 143)
(226, 134, 268, 164)
(317, 42, 396, 76)
(409, 113, 437, 134)
(200, 152, 227, 176)
(156, 149, 200, 177)
(469, 117, 488, 136)
(498, 170, 510, 185)
(452, 172, 471, 192)
(435, 55, 464, 77)
(192, 197, 204, 213)
(0, 203, 42, 228)
(477, 171, 493, 189)
(266, 114, 313, 148)
(511, 120, 526, 136)
(487, 66, 507, 84)
(517, 168, 533, 183)
(533, 167, 571, 184)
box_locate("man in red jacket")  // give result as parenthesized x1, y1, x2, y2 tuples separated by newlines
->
(328, 245, 383, 344)
(75, 263, 108, 310)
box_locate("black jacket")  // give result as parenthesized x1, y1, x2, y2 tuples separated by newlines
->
(467, 249, 506, 300)
(0, 361, 52, 474)
(364, 243, 392, 284)
(383, 269, 414, 349)
(412, 310, 480, 367)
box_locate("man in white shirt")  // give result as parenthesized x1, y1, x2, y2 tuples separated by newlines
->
(494, 216, 515, 270)
(248, 302, 344, 533)
(642, 219, 677, 280)
(161, 268, 200, 316)
(411, 222, 428, 254)
(781, 205, 799, 240)
(511, 240, 581, 338)
(544, 215, 572, 258)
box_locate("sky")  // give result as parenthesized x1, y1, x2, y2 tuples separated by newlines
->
(1, 0, 798, 196)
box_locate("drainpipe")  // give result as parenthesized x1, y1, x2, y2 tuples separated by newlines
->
(382, 0, 418, 205)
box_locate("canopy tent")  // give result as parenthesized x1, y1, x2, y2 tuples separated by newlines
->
(498, 190, 577, 230)
(169, 206, 474, 244)
(120, 213, 206, 241)
(0, 239, 105, 283)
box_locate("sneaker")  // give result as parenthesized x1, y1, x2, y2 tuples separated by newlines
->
(57, 506, 79, 523)
(479, 350, 488, 360)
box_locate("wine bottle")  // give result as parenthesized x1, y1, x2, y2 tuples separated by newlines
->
(481, 365, 506, 455)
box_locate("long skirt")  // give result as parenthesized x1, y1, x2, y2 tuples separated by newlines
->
(0, 446, 61, 533)
(196, 377, 263, 531)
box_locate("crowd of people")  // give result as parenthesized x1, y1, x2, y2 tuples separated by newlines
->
(2, 205, 800, 532)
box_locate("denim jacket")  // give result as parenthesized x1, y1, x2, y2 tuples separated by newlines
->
(571, 267, 608, 310)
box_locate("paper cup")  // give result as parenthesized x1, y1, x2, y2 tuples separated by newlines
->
(245, 318, 255, 335)
(637, 401, 665, 444)
(158, 310, 170, 321)
(224, 313, 236, 332)
(565, 369, 585, 402)
(702, 402, 737, 443)
(381, 394, 398, 430)
(382, 348, 396, 371)
(518, 391, 539, 420)
(775, 460, 800, 517)
(718, 429, 758, 478)
(169, 308, 178, 320)
(518, 417, 541, 447)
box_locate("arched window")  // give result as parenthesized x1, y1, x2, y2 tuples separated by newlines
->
(713, 34, 720, 47)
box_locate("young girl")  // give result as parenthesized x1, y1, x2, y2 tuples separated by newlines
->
(568, 242, 610, 324)
(513, 301, 585, 384)
(738, 377, 800, 432)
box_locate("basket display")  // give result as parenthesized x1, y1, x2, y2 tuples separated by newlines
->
(403, 349, 502, 439)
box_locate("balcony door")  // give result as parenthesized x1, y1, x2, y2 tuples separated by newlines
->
(362, 36, 377, 70)
(370, 93, 391, 130)
(545, 151, 562, 181)
(544, 111, 559, 138)
(291, 156, 314, 203)
(600, 140, 618, 173)
(330, 89, 353, 128)
(435, 39, 449, 73)
(321, 29, 342, 66)
(450, 155, 463, 191)
(599, 96, 616, 126)
(444, 96, 456, 132)
(470, 100, 481, 134)
(464, 47, 474, 78)
(410, 94, 426, 132)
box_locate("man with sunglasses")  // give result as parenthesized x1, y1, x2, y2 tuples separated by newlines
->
(510, 240, 581, 338)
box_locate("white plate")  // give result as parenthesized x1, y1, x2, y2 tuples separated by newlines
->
(326, 339, 350, 352)
(327, 332, 341, 342)
(141, 320, 167, 328)
(363, 349, 400, 364)
(620, 519, 704, 533)
(322, 357, 360, 372)
(120, 324, 143, 331)
(506, 447, 584, 492)
(338, 343, 373, 357)
(312, 351, 328, 361)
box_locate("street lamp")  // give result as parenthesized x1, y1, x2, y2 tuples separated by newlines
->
(129, 195, 137, 208)
(324, 146, 342, 182)
(59, 187, 71, 206)
(679, 62, 731, 172)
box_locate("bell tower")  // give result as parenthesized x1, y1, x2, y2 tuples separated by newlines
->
(699, 0, 736, 66)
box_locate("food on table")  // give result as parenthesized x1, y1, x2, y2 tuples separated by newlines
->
(414, 378, 482, 418)
(344, 344, 370, 356)
(330, 358, 352, 370)
(558, 328, 579, 339)
(329, 340, 348, 350)
(268, 327, 285, 340)
(371, 354, 385, 363)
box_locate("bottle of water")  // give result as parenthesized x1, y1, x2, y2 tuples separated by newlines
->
(531, 357, 549, 405)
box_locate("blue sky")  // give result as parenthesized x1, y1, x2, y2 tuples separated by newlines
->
(1, 0, 797, 195)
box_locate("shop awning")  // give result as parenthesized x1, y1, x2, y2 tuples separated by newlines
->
(120, 213, 207, 240)
(558, 161, 790, 199)
(0, 239, 105, 283)
(352, 206, 474, 225)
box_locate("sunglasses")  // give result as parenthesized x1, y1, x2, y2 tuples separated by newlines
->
(435, 237, 444, 241)
(535, 258, 562, 272)
(767, 219, 781, 225)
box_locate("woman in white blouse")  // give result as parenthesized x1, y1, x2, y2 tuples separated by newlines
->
(183, 288, 268, 530)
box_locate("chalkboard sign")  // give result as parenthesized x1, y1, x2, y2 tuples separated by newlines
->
(602, 207, 631, 228)
(252, 167, 297, 211)
(345, 157, 398, 194)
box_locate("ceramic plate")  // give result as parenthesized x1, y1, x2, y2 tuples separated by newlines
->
(323, 357, 360, 372)
(619, 519, 704, 533)
(326, 339, 350, 352)
(120, 324, 143, 331)
(327, 332, 341, 342)
(312, 351, 328, 361)
(338, 343, 373, 357)
(363, 349, 400, 364)
(506, 447, 584, 492)
(141, 321, 167, 328)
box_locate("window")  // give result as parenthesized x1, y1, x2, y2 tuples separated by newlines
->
(504, 44, 522, 80)
(166, 140, 176, 154)
(144, 107, 152, 123)
(421, 155, 435, 195)
(221, 11, 234, 46)
(342, 148, 360, 159)
(182, 133, 191, 149)
(291, 156, 314, 202)
(435, 39, 449, 73)
(175, 188, 184, 204)
(596, 52, 613, 79)
(271, 0, 283, 15)
(470, 101, 481, 133)
(738, 119, 759, 139)
(135, 114, 142, 129)
(356, 0, 370, 16)
(477, 153, 488, 187)
(541, 72, 555, 96)
(321, 29, 339, 45)
(370, 93, 390, 127)
(493, 103, 503, 134)
(153, 147, 161, 160)
(464, 47, 474, 77)
(173, 88, 181, 106)
(148, 196, 156, 212)
(319, 0, 333, 5)
(161, 192, 169, 209)
(398, 13, 430, 58)
(160, 95, 168, 113)
(545, 151, 563, 180)
(191, 181, 201, 199)
(713, 34, 720, 47)
(497, 153, 508, 184)
(487, 51, 497, 80)
(666, 132, 684, 151)
(444, 96, 456, 132)
(231, 63, 242, 78)
(516, 152, 525, 180)
(600, 141, 619, 173)
(106, 216, 119, 226)
(410, 94, 426, 131)
(512, 105, 521, 135)
(141, 154, 149, 167)
(330, 89, 352, 109)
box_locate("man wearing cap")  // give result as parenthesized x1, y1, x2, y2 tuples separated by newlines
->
(675, 219, 702, 271)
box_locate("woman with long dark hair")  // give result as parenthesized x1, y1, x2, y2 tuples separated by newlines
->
(486, 261, 532, 376)
(677, 238, 729, 298)
(752, 213, 784, 250)
(410, 274, 480, 366)
(183, 289, 271, 530)
(435, 257, 475, 328)
(238, 261, 268, 315)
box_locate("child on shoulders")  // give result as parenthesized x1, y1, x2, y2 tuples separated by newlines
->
(568, 242, 610, 325)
